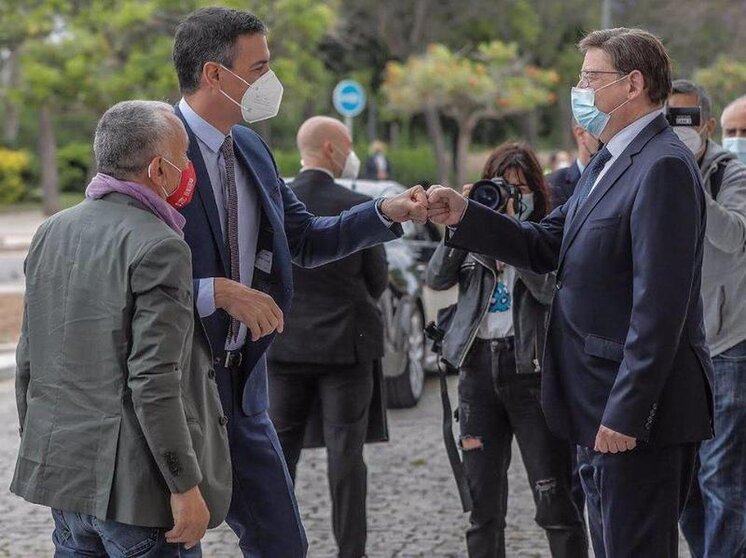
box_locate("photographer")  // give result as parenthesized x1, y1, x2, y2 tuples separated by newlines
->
(667, 81, 746, 558)
(426, 143, 587, 558)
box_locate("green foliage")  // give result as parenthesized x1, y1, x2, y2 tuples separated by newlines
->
(57, 142, 92, 193)
(383, 41, 558, 123)
(694, 56, 746, 124)
(273, 149, 303, 179)
(387, 145, 437, 187)
(0, 147, 31, 204)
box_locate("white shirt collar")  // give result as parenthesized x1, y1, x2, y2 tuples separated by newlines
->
(604, 108, 664, 159)
(300, 166, 336, 179)
(576, 159, 586, 174)
(179, 98, 230, 154)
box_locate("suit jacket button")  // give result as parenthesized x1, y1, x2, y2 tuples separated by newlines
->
(208, 369, 216, 380)
(219, 416, 229, 426)
(213, 356, 221, 366)
(555, 281, 562, 291)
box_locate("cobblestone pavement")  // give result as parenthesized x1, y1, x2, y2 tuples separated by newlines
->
(0, 376, 690, 557)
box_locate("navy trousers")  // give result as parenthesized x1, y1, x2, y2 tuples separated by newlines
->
(216, 364, 308, 558)
(577, 443, 697, 558)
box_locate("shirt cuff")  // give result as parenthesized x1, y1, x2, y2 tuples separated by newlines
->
(196, 278, 216, 318)
(375, 198, 395, 227)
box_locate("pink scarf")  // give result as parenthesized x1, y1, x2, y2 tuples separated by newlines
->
(85, 173, 186, 237)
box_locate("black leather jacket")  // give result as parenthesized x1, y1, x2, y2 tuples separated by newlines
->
(426, 241, 556, 374)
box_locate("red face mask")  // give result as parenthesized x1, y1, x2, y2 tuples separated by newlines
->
(160, 158, 197, 208)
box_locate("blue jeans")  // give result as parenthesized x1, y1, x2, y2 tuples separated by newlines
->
(51, 509, 201, 557)
(680, 339, 746, 558)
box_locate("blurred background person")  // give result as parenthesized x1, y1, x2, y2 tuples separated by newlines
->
(669, 81, 746, 558)
(426, 142, 587, 558)
(364, 139, 394, 180)
(548, 149, 573, 173)
(721, 95, 746, 163)
(268, 116, 389, 558)
(547, 121, 602, 207)
(11, 100, 231, 556)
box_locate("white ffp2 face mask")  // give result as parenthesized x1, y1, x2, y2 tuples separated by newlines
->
(674, 126, 704, 156)
(220, 66, 284, 124)
(341, 150, 361, 180)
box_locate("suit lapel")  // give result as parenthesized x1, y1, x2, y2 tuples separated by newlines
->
(558, 114, 669, 267)
(231, 129, 284, 234)
(175, 105, 230, 274)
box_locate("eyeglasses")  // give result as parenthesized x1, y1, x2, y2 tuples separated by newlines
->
(577, 70, 624, 87)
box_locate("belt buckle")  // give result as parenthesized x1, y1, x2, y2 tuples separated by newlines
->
(224, 350, 243, 369)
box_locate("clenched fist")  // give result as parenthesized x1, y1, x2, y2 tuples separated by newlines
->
(426, 185, 468, 226)
(380, 185, 429, 225)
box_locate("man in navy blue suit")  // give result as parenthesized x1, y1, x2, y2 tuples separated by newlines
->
(171, 8, 428, 557)
(427, 28, 714, 558)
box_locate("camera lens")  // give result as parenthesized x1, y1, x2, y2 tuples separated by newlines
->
(470, 179, 505, 210)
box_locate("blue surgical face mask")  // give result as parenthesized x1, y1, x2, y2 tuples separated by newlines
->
(723, 137, 746, 163)
(571, 74, 631, 138)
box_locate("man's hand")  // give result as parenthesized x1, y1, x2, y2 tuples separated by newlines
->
(380, 185, 429, 225)
(166, 486, 210, 549)
(214, 278, 284, 342)
(427, 185, 468, 226)
(594, 425, 637, 454)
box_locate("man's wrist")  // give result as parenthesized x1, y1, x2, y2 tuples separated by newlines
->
(376, 197, 394, 224)
(214, 277, 230, 310)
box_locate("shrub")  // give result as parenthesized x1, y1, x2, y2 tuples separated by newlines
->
(0, 148, 31, 204)
(57, 142, 93, 193)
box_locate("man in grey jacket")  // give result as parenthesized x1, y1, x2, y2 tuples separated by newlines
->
(669, 81, 746, 558)
(11, 100, 231, 556)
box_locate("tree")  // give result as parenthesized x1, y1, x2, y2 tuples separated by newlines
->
(383, 42, 558, 185)
(694, 56, 746, 126)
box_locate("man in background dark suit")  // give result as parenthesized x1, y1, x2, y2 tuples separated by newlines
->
(427, 28, 714, 558)
(547, 121, 601, 207)
(268, 116, 388, 558)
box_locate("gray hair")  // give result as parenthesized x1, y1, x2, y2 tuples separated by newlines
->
(671, 79, 712, 122)
(579, 28, 672, 105)
(93, 100, 179, 178)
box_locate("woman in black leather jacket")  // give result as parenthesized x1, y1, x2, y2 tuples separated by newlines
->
(426, 143, 587, 558)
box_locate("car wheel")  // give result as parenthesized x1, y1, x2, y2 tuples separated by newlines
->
(385, 304, 426, 408)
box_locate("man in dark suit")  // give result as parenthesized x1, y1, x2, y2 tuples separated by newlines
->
(171, 8, 428, 557)
(547, 121, 601, 207)
(268, 116, 388, 558)
(427, 28, 714, 558)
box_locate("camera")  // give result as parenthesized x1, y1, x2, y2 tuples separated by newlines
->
(424, 321, 445, 355)
(469, 176, 522, 212)
(665, 106, 701, 128)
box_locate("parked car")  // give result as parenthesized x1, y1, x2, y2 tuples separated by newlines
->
(335, 179, 457, 408)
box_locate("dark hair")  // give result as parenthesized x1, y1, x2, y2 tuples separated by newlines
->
(671, 79, 712, 122)
(173, 7, 267, 94)
(482, 142, 551, 220)
(579, 28, 672, 105)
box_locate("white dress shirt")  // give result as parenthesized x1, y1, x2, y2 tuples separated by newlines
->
(588, 108, 664, 196)
(179, 98, 260, 350)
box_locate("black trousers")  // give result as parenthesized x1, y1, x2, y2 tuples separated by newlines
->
(268, 361, 374, 558)
(577, 442, 698, 558)
(459, 337, 588, 558)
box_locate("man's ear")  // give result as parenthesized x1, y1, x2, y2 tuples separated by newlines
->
(703, 117, 717, 139)
(627, 70, 646, 100)
(202, 61, 221, 91)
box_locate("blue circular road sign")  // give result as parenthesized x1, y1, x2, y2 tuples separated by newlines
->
(333, 80, 367, 118)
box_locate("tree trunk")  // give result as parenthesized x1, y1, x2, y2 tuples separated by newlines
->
(38, 105, 60, 216)
(423, 105, 451, 185)
(3, 47, 21, 146)
(455, 120, 475, 188)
